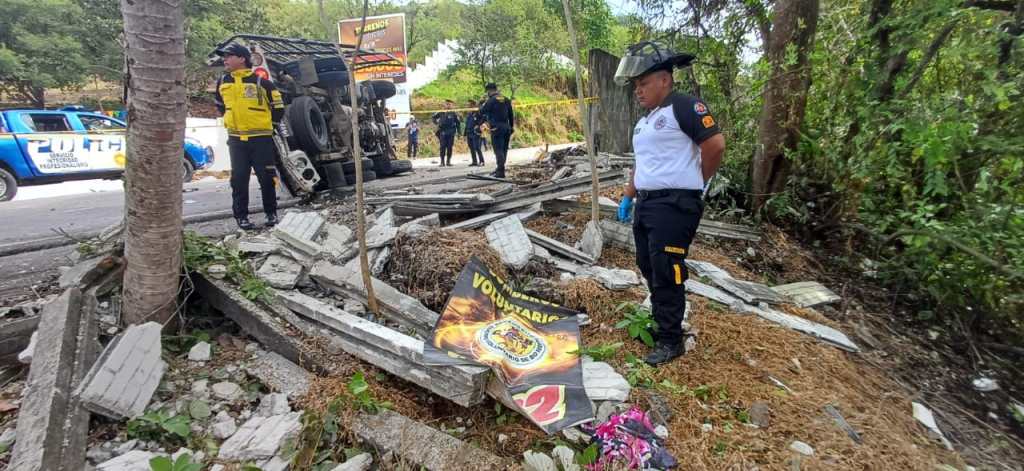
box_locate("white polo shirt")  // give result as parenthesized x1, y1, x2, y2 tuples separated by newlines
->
(633, 92, 721, 191)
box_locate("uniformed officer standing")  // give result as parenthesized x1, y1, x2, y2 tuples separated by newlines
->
(407, 118, 420, 159)
(479, 83, 514, 178)
(214, 43, 284, 230)
(464, 99, 485, 166)
(432, 100, 461, 166)
(615, 42, 726, 366)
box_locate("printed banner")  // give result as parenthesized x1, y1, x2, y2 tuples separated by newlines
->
(23, 134, 126, 174)
(423, 257, 593, 433)
(338, 13, 411, 128)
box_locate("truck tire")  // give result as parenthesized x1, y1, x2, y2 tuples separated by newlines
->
(288, 97, 329, 154)
(344, 170, 377, 185)
(371, 154, 394, 176)
(389, 159, 413, 175)
(182, 158, 195, 183)
(341, 158, 374, 175)
(367, 80, 397, 100)
(0, 168, 17, 202)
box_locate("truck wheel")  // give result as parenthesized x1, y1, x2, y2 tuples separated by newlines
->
(371, 154, 394, 176)
(344, 170, 377, 185)
(182, 158, 195, 183)
(342, 158, 374, 175)
(288, 96, 329, 154)
(367, 80, 397, 100)
(389, 159, 413, 175)
(0, 168, 17, 202)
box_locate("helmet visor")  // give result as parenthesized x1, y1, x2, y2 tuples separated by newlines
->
(614, 55, 655, 86)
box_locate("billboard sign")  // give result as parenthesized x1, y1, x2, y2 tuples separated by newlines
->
(339, 13, 411, 128)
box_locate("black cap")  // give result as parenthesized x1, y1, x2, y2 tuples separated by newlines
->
(484, 82, 498, 91)
(216, 43, 251, 61)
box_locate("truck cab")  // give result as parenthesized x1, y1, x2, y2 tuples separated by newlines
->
(0, 109, 214, 201)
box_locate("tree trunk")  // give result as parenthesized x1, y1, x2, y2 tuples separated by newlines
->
(750, 0, 820, 211)
(120, 0, 187, 324)
(587, 49, 643, 154)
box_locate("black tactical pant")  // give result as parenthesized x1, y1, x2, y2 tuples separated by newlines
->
(229, 136, 277, 221)
(490, 126, 511, 177)
(438, 132, 455, 165)
(467, 135, 484, 164)
(408, 138, 418, 158)
(633, 189, 704, 346)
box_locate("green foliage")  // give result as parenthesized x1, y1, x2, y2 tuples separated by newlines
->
(183, 231, 271, 302)
(149, 454, 203, 471)
(127, 410, 191, 445)
(494, 402, 515, 426)
(577, 443, 599, 465)
(570, 341, 623, 361)
(623, 353, 656, 387)
(347, 371, 392, 413)
(615, 302, 655, 347)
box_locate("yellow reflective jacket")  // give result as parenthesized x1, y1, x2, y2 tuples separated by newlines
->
(214, 69, 284, 140)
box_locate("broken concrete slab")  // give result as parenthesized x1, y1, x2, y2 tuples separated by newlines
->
(550, 166, 573, 181)
(582, 358, 631, 402)
(684, 260, 733, 280)
(526, 229, 596, 265)
(444, 212, 508, 231)
(272, 211, 326, 256)
(685, 279, 741, 306)
(234, 235, 282, 255)
(399, 213, 441, 238)
(187, 341, 211, 362)
(244, 350, 311, 399)
(352, 409, 507, 470)
(256, 393, 290, 417)
(332, 452, 373, 471)
(276, 291, 489, 407)
(321, 223, 356, 260)
(489, 170, 625, 213)
(598, 219, 635, 252)
(76, 322, 166, 420)
(218, 412, 303, 461)
(523, 450, 558, 471)
(713, 277, 788, 304)
(367, 193, 494, 205)
(95, 450, 163, 471)
(485, 215, 534, 269)
(58, 254, 120, 290)
(735, 303, 860, 352)
(9, 289, 85, 471)
(575, 266, 640, 290)
(365, 212, 400, 249)
(576, 221, 604, 260)
(256, 255, 304, 290)
(310, 261, 440, 337)
(696, 219, 761, 242)
(772, 281, 842, 307)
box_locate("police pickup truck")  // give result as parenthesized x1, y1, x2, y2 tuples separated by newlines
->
(0, 108, 214, 201)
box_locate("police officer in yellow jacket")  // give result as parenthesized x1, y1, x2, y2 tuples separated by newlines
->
(214, 43, 284, 230)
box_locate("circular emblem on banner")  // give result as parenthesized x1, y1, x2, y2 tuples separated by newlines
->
(694, 102, 708, 115)
(654, 115, 668, 130)
(113, 152, 126, 168)
(477, 318, 548, 367)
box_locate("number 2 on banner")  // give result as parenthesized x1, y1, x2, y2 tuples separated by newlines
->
(512, 385, 566, 426)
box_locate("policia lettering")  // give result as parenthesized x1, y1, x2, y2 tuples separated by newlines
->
(214, 43, 285, 229)
(616, 41, 726, 366)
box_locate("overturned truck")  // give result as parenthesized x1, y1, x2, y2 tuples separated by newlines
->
(207, 35, 413, 196)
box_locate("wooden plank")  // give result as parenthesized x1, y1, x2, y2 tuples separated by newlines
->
(526, 229, 596, 265)
(309, 261, 439, 338)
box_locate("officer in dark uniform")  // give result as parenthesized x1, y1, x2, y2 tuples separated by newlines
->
(214, 43, 284, 230)
(615, 42, 726, 366)
(407, 118, 420, 159)
(432, 100, 460, 166)
(464, 99, 485, 166)
(479, 83, 514, 178)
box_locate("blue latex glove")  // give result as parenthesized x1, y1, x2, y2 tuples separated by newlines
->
(618, 196, 634, 222)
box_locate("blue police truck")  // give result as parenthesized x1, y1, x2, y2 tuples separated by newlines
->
(0, 108, 214, 201)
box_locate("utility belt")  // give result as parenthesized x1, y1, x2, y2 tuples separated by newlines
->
(636, 188, 703, 201)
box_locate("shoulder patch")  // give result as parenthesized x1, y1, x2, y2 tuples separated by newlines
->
(694, 102, 708, 115)
(654, 115, 668, 130)
(702, 115, 715, 128)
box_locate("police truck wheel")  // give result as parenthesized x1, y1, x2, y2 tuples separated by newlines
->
(344, 170, 377, 185)
(182, 158, 195, 183)
(388, 159, 413, 175)
(341, 158, 374, 175)
(288, 96, 330, 154)
(0, 168, 17, 202)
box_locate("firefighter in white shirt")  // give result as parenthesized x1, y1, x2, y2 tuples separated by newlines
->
(615, 41, 726, 366)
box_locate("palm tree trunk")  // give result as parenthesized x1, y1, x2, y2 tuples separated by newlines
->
(120, 0, 187, 324)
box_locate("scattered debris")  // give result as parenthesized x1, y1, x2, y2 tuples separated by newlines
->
(272, 211, 326, 256)
(256, 393, 290, 417)
(735, 303, 860, 352)
(484, 215, 534, 269)
(444, 212, 508, 231)
(789, 440, 815, 456)
(96, 450, 162, 471)
(488, 170, 625, 213)
(522, 450, 557, 471)
(527, 229, 596, 265)
(583, 407, 678, 470)
(58, 254, 120, 289)
(187, 341, 212, 362)
(218, 412, 302, 462)
(576, 220, 604, 260)
(574, 265, 640, 290)
(971, 377, 999, 392)
(823, 404, 863, 444)
(17, 330, 37, 364)
(771, 281, 842, 307)
(912, 402, 954, 450)
(256, 255, 305, 290)
(211, 381, 243, 401)
(76, 322, 165, 420)
(749, 402, 771, 428)
(582, 358, 631, 402)
(351, 409, 507, 470)
(244, 350, 311, 399)
(332, 452, 373, 471)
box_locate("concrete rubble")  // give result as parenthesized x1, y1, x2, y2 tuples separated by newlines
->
(272, 211, 326, 256)
(75, 322, 166, 420)
(95, 450, 162, 471)
(485, 215, 535, 269)
(217, 411, 303, 461)
(187, 341, 211, 362)
(332, 453, 374, 471)
(575, 265, 640, 290)
(772, 281, 842, 307)
(256, 254, 305, 289)
(582, 358, 631, 402)
(243, 349, 312, 399)
(352, 409, 507, 470)
(576, 220, 604, 260)
(912, 402, 953, 450)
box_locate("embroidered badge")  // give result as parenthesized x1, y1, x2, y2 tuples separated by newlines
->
(654, 115, 668, 130)
(702, 115, 715, 128)
(694, 102, 708, 115)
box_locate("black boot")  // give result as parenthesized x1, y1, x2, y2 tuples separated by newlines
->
(236, 218, 256, 231)
(265, 213, 279, 228)
(644, 341, 683, 366)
